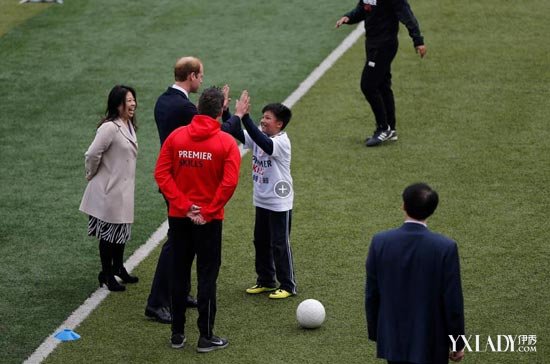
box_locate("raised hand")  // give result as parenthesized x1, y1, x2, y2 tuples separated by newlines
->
(234, 90, 250, 118)
(222, 84, 231, 110)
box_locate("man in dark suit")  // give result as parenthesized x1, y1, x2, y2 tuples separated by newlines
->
(146, 56, 241, 323)
(366, 183, 465, 364)
(145, 56, 204, 323)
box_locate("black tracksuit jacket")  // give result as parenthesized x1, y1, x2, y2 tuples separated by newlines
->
(345, 0, 424, 48)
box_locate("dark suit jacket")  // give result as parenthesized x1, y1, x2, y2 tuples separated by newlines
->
(154, 87, 198, 146)
(366, 222, 465, 364)
(154, 86, 242, 147)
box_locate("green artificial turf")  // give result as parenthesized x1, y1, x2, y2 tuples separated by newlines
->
(0, 1, 353, 363)
(0, 0, 51, 37)
(2, 0, 550, 363)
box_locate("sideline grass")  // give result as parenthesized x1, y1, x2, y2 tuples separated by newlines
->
(0, 0, 51, 37)
(0, 1, 353, 363)
(44, 0, 550, 363)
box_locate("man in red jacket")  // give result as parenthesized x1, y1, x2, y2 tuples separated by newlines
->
(155, 86, 242, 353)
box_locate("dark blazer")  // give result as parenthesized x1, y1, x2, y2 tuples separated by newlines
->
(366, 222, 465, 364)
(154, 87, 198, 146)
(154, 86, 241, 147)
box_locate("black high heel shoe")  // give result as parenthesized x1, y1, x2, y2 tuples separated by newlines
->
(114, 267, 139, 284)
(98, 271, 126, 292)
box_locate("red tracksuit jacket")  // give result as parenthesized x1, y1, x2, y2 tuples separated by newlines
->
(154, 114, 241, 221)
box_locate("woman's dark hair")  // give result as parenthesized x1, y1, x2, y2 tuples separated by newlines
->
(402, 182, 439, 220)
(97, 85, 138, 131)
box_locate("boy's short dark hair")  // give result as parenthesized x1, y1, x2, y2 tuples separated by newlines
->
(402, 183, 439, 220)
(262, 103, 292, 130)
(198, 87, 224, 118)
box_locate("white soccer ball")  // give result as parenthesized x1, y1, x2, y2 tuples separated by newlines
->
(296, 299, 326, 329)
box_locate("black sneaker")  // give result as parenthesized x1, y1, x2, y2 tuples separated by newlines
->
(365, 126, 391, 147)
(197, 335, 228, 353)
(171, 333, 186, 349)
(388, 129, 398, 141)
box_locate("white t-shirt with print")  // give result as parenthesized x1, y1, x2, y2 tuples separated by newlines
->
(243, 131, 293, 212)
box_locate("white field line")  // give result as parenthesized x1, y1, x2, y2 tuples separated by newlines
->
(23, 23, 364, 364)
(282, 24, 364, 108)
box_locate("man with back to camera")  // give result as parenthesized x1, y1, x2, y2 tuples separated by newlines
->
(366, 183, 465, 363)
(146, 56, 238, 323)
(336, 0, 427, 147)
(155, 86, 242, 352)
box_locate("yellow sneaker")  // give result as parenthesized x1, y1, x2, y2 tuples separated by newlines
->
(268, 289, 294, 299)
(246, 284, 277, 294)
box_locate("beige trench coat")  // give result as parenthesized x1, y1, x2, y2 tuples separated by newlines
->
(79, 118, 138, 224)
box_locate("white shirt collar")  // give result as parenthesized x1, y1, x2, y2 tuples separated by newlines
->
(404, 219, 428, 227)
(171, 84, 189, 98)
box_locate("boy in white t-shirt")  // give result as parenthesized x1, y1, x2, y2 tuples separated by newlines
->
(225, 90, 297, 299)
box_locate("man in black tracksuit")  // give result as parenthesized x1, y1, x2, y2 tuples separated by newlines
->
(336, 0, 426, 147)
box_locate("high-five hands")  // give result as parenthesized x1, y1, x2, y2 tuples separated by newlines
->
(234, 90, 250, 118)
(222, 84, 231, 111)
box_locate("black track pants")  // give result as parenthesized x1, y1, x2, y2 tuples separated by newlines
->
(360, 42, 399, 131)
(253, 207, 296, 294)
(170, 217, 222, 338)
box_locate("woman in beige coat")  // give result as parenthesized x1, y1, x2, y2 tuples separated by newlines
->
(80, 85, 139, 291)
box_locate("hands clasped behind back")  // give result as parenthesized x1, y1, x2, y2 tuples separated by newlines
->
(187, 204, 206, 225)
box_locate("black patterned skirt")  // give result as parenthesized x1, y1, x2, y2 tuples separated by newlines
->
(88, 216, 131, 244)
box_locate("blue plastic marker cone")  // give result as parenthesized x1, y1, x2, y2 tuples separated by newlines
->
(54, 329, 80, 341)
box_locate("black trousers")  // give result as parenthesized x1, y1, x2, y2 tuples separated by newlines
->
(170, 217, 222, 338)
(360, 42, 399, 131)
(253, 207, 296, 294)
(147, 196, 193, 309)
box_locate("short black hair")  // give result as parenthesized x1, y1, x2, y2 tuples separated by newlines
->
(198, 86, 224, 118)
(402, 183, 439, 220)
(262, 103, 292, 130)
